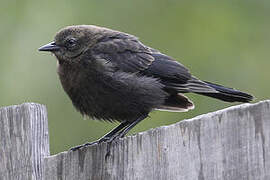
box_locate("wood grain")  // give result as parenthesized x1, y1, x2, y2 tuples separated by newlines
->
(1, 101, 269, 180)
(44, 100, 270, 180)
(0, 103, 49, 180)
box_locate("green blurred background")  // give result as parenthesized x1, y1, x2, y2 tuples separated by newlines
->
(0, 0, 269, 154)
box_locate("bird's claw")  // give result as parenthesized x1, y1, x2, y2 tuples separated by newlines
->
(69, 141, 98, 151)
(69, 136, 117, 151)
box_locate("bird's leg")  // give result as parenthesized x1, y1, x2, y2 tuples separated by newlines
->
(106, 114, 149, 143)
(104, 114, 149, 158)
(69, 121, 130, 151)
(97, 121, 130, 143)
(70, 114, 148, 152)
(116, 114, 148, 139)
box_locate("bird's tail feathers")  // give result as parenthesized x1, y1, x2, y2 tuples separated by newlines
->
(197, 81, 254, 103)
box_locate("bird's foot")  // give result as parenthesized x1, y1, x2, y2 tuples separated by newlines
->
(69, 136, 114, 151)
(69, 141, 99, 151)
(68, 134, 124, 161)
(104, 136, 122, 160)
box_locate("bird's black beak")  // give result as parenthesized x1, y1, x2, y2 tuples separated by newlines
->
(38, 42, 60, 52)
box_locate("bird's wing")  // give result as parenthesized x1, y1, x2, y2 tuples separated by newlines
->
(91, 33, 154, 73)
(142, 51, 217, 93)
(91, 33, 216, 93)
(142, 52, 191, 83)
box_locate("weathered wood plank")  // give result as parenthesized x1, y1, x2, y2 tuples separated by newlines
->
(44, 100, 270, 180)
(0, 103, 49, 180)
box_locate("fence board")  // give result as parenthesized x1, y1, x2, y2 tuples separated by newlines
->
(44, 101, 270, 180)
(1, 101, 270, 180)
(0, 103, 49, 180)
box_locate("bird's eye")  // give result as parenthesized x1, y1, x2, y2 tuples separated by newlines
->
(66, 38, 77, 48)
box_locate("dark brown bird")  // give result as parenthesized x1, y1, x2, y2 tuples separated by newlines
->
(39, 25, 253, 150)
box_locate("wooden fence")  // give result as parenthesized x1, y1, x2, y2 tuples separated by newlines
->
(0, 100, 269, 180)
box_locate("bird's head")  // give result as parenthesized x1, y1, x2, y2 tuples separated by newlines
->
(39, 25, 104, 62)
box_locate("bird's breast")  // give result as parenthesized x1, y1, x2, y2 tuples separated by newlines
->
(57, 63, 167, 121)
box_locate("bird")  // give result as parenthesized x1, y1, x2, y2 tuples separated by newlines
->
(39, 25, 253, 151)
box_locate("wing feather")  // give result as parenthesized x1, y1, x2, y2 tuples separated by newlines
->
(91, 33, 154, 72)
(90, 30, 217, 94)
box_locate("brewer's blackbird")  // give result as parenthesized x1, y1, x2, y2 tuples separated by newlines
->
(39, 25, 253, 151)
